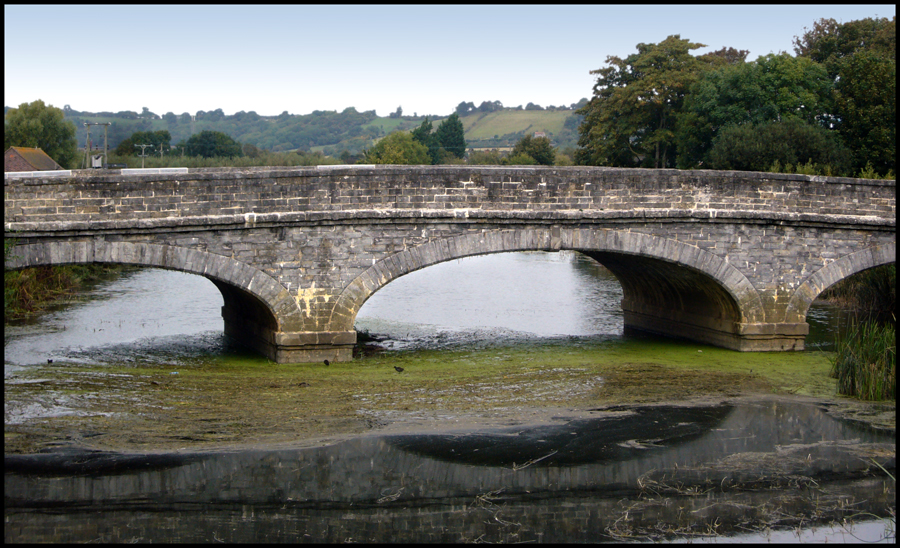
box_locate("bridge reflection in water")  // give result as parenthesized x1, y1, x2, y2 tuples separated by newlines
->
(5, 398, 894, 543)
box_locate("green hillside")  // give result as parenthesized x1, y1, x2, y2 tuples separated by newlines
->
(461, 110, 569, 140)
(12, 103, 583, 156)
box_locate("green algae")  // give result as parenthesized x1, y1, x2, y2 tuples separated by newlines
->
(1, 334, 857, 455)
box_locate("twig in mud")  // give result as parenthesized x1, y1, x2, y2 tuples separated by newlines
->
(510, 450, 557, 471)
(376, 487, 404, 503)
(475, 488, 504, 507)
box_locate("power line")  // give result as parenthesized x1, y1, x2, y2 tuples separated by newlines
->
(134, 144, 154, 168)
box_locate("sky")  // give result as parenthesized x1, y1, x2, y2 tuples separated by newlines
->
(5, 5, 895, 118)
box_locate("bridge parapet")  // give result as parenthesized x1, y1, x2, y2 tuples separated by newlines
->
(4, 166, 895, 228)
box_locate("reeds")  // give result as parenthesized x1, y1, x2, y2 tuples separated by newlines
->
(830, 318, 896, 401)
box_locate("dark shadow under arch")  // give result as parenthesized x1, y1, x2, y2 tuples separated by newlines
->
(785, 243, 895, 324)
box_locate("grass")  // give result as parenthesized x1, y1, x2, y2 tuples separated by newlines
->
(460, 110, 570, 140)
(831, 319, 896, 401)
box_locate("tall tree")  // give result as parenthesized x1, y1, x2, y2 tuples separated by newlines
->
(4, 99, 78, 168)
(675, 53, 834, 169)
(794, 16, 895, 175)
(410, 117, 438, 163)
(434, 113, 467, 160)
(576, 35, 714, 168)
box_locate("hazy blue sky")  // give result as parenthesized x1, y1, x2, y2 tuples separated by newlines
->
(5, 5, 895, 117)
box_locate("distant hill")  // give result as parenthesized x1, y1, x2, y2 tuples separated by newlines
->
(11, 103, 584, 156)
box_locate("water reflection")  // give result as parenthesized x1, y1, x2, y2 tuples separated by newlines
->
(355, 251, 625, 349)
(5, 399, 894, 543)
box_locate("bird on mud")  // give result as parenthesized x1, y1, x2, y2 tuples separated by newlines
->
(394, 366, 404, 373)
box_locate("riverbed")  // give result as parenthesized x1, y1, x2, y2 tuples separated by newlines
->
(4, 251, 895, 543)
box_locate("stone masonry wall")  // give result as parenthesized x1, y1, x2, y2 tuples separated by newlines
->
(4, 166, 896, 228)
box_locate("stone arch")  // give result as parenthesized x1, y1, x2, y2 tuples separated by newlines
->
(5, 240, 305, 333)
(326, 228, 764, 342)
(784, 243, 896, 323)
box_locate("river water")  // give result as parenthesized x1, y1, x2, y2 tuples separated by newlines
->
(4, 251, 895, 543)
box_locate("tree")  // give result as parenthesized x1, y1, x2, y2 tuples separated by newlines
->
(389, 106, 403, 119)
(793, 16, 895, 78)
(434, 113, 467, 160)
(794, 16, 896, 175)
(114, 130, 172, 156)
(455, 101, 476, 116)
(706, 117, 852, 174)
(576, 35, 715, 168)
(181, 130, 243, 158)
(509, 134, 555, 165)
(4, 100, 78, 169)
(477, 100, 503, 113)
(410, 117, 438, 163)
(675, 53, 835, 169)
(363, 131, 429, 164)
(831, 50, 895, 174)
(467, 149, 504, 165)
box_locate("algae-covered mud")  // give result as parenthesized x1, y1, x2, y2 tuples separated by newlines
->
(4, 252, 895, 543)
(6, 333, 894, 454)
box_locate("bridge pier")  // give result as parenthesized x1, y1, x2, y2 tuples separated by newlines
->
(221, 308, 356, 363)
(212, 280, 357, 363)
(622, 309, 809, 351)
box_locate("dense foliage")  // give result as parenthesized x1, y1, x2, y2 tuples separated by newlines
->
(794, 17, 896, 175)
(4, 100, 78, 168)
(181, 130, 243, 158)
(575, 35, 721, 168)
(410, 114, 467, 164)
(363, 131, 430, 164)
(506, 134, 556, 166)
(114, 130, 172, 156)
(576, 16, 896, 177)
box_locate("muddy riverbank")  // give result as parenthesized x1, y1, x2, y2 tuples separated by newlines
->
(4, 335, 895, 455)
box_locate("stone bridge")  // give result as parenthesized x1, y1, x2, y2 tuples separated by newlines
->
(4, 166, 895, 363)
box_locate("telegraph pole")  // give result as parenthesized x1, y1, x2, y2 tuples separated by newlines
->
(135, 144, 153, 168)
(83, 122, 111, 168)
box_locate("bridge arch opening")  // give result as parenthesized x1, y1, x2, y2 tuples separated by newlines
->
(335, 228, 766, 351)
(354, 250, 625, 342)
(4, 241, 304, 361)
(785, 243, 896, 325)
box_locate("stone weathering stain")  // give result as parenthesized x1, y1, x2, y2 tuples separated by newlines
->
(4, 166, 896, 363)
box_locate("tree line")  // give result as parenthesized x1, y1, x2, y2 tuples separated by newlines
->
(575, 16, 895, 177)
